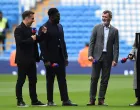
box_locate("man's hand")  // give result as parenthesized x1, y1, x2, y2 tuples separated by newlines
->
(31, 35, 36, 41)
(88, 56, 94, 62)
(112, 61, 117, 67)
(128, 54, 133, 60)
(45, 61, 51, 66)
(42, 26, 47, 33)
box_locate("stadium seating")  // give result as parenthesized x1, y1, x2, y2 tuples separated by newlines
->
(0, 0, 139, 61)
(36, 4, 133, 61)
(0, 0, 19, 30)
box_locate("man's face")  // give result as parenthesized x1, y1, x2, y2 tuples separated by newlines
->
(102, 13, 111, 26)
(26, 14, 35, 26)
(52, 12, 60, 24)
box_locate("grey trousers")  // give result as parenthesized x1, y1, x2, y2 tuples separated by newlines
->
(89, 52, 112, 101)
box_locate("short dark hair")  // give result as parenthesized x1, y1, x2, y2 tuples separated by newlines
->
(48, 8, 59, 16)
(22, 10, 34, 20)
(103, 10, 112, 18)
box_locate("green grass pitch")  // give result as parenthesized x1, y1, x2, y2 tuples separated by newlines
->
(0, 74, 139, 110)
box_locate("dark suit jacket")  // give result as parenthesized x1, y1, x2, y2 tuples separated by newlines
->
(88, 23, 119, 63)
(14, 22, 40, 64)
(38, 20, 68, 62)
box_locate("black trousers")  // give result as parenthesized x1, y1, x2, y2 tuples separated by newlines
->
(45, 51, 69, 102)
(16, 62, 38, 103)
(45, 63, 69, 102)
(0, 35, 6, 51)
(135, 89, 140, 100)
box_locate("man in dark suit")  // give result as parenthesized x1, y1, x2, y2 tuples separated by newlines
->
(39, 8, 77, 106)
(87, 10, 119, 106)
(14, 10, 47, 107)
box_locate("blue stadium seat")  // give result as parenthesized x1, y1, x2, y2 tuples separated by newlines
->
(0, 0, 19, 31)
(30, 4, 135, 61)
(0, 0, 19, 60)
(11, 44, 16, 50)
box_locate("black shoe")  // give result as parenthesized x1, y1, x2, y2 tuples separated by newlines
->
(62, 100, 78, 106)
(87, 100, 95, 106)
(98, 100, 108, 106)
(129, 101, 140, 106)
(17, 101, 29, 107)
(32, 101, 47, 106)
(47, 102, 57, 106)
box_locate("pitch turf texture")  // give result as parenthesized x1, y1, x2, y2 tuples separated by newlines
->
(0, 74, 139, 110)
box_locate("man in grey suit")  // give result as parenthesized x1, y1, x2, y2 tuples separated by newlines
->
(87, 10, 119, 106)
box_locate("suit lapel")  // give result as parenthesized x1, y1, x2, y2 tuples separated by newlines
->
(107, 26, 113, 41)
(57, 24, 63, 39)
(100, 25, 104, 42)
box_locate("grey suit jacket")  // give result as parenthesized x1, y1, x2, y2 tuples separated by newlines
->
(88, 23, 119, 63)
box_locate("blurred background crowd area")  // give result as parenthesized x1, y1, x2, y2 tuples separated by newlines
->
(0, 0, 139, 62)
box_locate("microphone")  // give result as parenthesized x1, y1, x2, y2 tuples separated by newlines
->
(93, 59, 98, 64)
(45, 63, 59, 67)
(121, 57, 128, 63)
(51, 63, 59, 67)
(32, 28, 37, 35)
(121, 54, 134, 63)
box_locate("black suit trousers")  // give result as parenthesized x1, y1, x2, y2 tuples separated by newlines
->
(135, 89, 140, 99)
(16, 62, 38, 103)
(45, 51, 69, 102)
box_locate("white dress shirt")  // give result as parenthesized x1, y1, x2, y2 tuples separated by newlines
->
(103, 25, 110, 52)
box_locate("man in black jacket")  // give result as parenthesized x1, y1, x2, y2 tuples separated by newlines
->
(39, 8, 77, 106)
(14, 10, 47, 107)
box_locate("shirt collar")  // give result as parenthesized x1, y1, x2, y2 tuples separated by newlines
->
(102, 23, 111, 28)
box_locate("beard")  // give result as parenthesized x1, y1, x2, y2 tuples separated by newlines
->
(103, 22, 109, 26)
(54, 20, 59, 24)
(53, 17, 60, 24)
(102, 19, 110, 26)
(27, 22, 33, 27)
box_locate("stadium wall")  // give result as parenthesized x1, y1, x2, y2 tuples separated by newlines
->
(0, 60, 134, 75)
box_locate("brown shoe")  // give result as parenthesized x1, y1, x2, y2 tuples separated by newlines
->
(98, 100, 108, 106)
